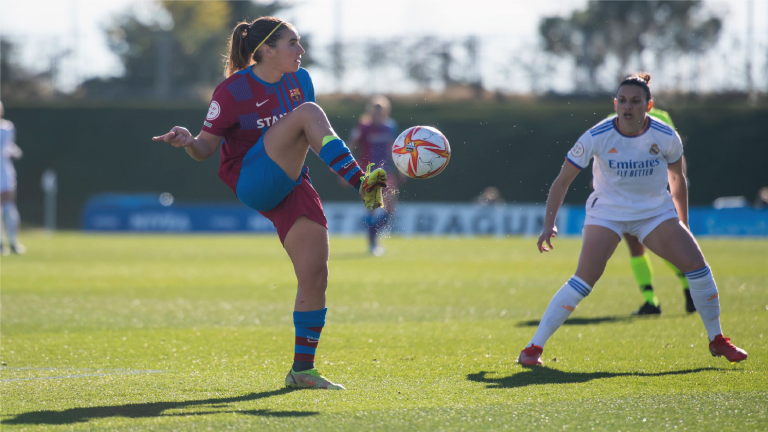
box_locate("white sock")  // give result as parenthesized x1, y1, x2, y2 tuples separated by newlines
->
(2, 203, 19, 245)
(685, 266, 722, 341)
(529, 276, 592, 348)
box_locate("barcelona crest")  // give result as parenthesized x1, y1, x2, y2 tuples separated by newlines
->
(289, 88, 302, 102)
(649, 143, 660, 155)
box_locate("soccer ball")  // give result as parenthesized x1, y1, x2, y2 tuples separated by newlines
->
(391, 126, 451, 179)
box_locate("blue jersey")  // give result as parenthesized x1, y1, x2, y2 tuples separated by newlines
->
(202, 67, 315, 193)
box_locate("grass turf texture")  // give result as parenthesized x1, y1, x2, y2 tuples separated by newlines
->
(1, 233, 766, 431)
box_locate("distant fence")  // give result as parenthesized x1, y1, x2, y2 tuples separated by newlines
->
(82, 197, 768, 237)
(8, 102, 768, 229)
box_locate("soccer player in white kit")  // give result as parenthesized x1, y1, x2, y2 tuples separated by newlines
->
(0, 101, 24, 255)
(518, 73, 747, 366)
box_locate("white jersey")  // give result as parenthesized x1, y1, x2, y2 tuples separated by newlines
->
(566, 116, 683, 221)
(0, 119, 18, 192)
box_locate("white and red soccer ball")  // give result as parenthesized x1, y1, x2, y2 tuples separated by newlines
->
(391, 126, 451, 179)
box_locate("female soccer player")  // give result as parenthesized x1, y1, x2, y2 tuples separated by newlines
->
(0, 100, 25, 255)
(153, 17, 387, 389)
(518, 73, 747, 366)
(348, 95, 401, 256)
(605, 105, 695, 315)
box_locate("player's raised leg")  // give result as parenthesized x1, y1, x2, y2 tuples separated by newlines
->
(282, 216, 345, 389)
(520, 225, 621, 366)
(643, 218, 747, 363)
(262, 103, 387, 209)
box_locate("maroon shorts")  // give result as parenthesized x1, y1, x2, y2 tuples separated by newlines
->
(259, 170, 328, 244)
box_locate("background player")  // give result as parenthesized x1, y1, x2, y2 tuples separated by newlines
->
(604, 103, 695, 315)
(518, 73, 747, 366)
(0, 100, 25, 255)
(348, 95, 400, 256)
(153, 16, 387, 390)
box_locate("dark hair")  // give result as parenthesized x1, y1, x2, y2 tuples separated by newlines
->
(616, 72, 652, 101)
(224, 16, 292, 77)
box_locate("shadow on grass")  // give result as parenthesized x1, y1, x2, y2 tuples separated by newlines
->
(468, 366, 718, 389)
(3, 387, 316, 426)
(516, 316, 638, 327)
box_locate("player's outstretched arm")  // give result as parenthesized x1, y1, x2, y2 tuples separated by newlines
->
(668, 161, 689, 227)
(537, 162, 580, 253)
(152, 127, 222, 161)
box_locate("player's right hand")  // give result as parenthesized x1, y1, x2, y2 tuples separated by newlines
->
(152, 126, 194, 148)
(537, 225, 558, 253)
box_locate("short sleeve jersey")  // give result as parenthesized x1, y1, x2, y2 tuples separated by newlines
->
(201, 67, 315, 193)
(350, 118, 398, 169)
(0, 119, 17, 180)
(566, 116, 683, 221)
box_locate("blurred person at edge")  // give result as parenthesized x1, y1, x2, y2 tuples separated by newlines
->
(0, 100, 25, 255)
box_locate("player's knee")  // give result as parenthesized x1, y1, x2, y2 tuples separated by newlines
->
(296, 263, 328, 292)
(294, 102, 324, 120)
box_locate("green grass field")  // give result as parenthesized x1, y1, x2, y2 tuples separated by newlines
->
(1, 232, 766, 431)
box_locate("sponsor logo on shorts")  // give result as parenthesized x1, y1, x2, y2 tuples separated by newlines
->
(206, 101, 221, 120)
(203, 121, 213, 128)
(570, 142, 585, 157)
(649, 143, 660, 155)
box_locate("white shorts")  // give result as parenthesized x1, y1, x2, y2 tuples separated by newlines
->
(0, 172, 15, 193)
(584, 211, 678, 243)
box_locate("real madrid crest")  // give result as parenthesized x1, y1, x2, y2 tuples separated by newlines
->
(649, 143, 660, 155)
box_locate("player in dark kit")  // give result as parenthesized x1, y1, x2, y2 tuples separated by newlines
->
(153, 16, 387, 390)
(349, 95, 400, 256)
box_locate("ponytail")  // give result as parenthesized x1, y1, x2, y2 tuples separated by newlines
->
(225, 22, 252, 77)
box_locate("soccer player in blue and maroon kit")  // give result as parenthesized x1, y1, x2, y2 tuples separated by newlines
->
(349, 95, 400, 255)
(153, 16, 387, 390)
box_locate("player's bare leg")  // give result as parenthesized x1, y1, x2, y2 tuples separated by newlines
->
(263, 102, 386, 210)
(263, 102, 335, 181)
(643, 219, 747, 362)
(284, 216, 329, 312)
(282, 216, 345, 389)
(520, 225, 620, 366)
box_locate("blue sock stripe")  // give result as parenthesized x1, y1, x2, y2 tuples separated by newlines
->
(295, 328, 322, 339)
(294, 345, 317, 355)
(318, 139, 349, 164)
(568, 278, 591, 297)
(343, 166, 362, 182)
(330, 154, 353, 172)
(684, 266, 711, 280)
(293, 308, 327, 327)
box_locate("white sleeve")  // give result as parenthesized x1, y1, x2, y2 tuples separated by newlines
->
(565, 130, 594, 170)
(665, 132, 684, 165)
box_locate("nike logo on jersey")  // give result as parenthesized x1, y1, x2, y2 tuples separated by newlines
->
(608, 147, 618, 154)
(256, 100, 269, 107)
